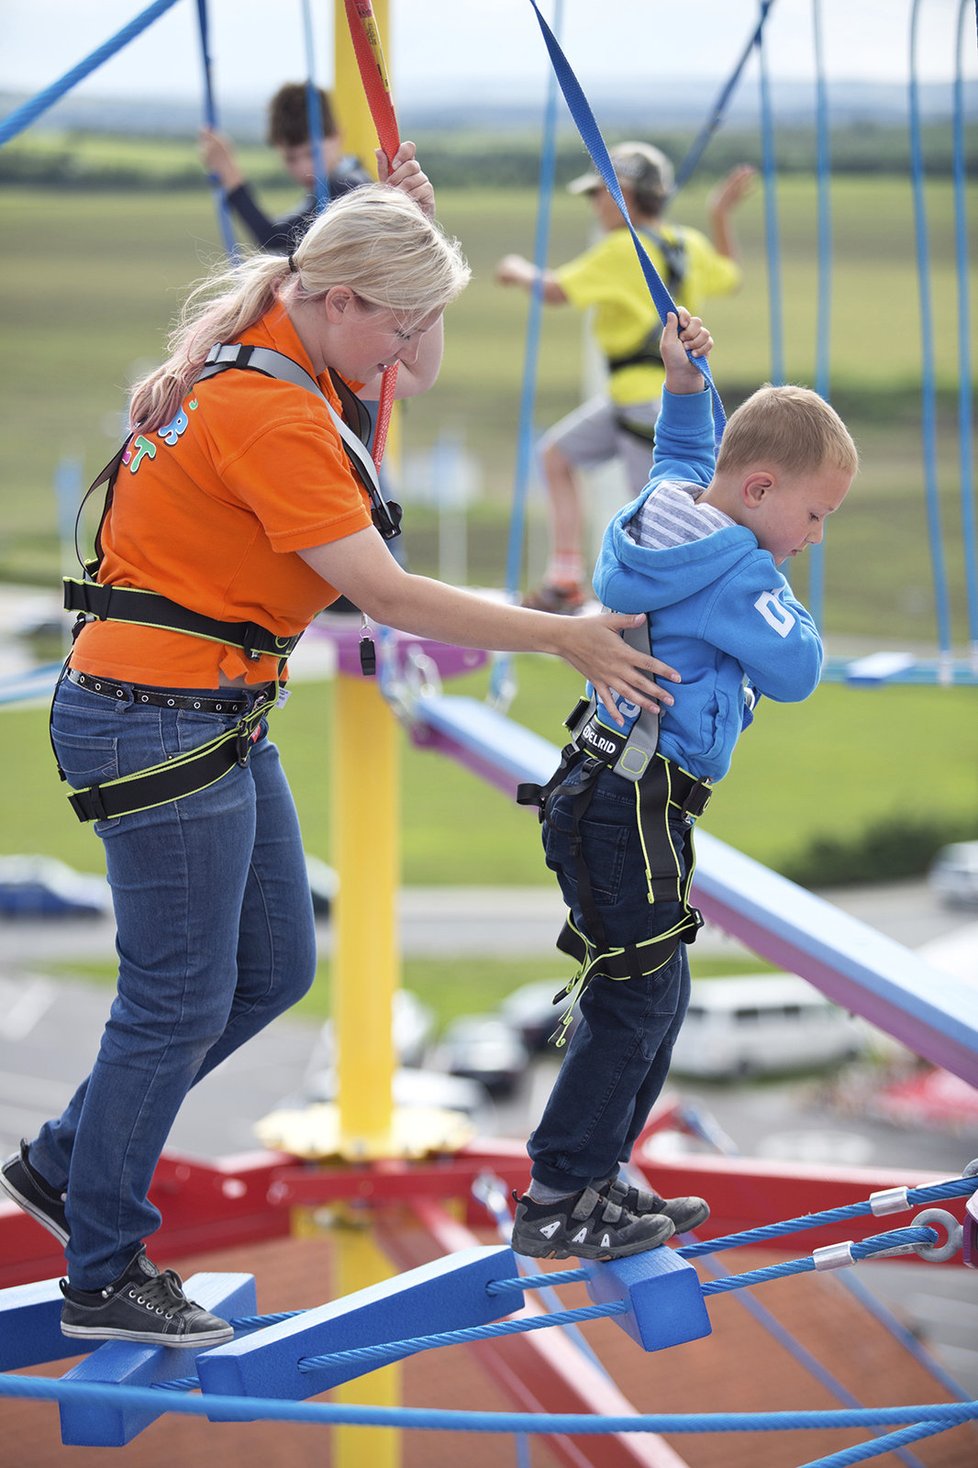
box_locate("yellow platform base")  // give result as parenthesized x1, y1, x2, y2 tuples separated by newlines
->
(255, 1101, 474, 1162)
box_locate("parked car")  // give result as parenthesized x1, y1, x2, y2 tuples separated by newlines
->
(0, 855, 111, 920)
(928, 841, 978, 910)
(669, 973, 866, 1081)
(431, 1015, 529, 1096)
(498, 980, 575, 1053)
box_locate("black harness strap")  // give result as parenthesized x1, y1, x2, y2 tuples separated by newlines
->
(63, 579, 302, 662)
(65, 700, 272, 824)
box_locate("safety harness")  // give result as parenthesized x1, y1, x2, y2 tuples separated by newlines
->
(517, 622, 711, 1045)
(59, 345, 397, 823)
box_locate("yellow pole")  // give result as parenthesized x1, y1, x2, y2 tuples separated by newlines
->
(330, 9, 401, 1466)
(332, 670, 400, 1154)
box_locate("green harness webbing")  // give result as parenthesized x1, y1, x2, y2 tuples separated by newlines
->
(517, 623, 711, 1045)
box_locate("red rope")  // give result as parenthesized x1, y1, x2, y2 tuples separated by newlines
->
(344, 0, 401, 464)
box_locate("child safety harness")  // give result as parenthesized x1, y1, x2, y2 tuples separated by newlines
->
(517, 621, 712, 1045)
(59, 344, 399, 823)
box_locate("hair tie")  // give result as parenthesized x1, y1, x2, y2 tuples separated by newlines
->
(288, 254, 298, 274)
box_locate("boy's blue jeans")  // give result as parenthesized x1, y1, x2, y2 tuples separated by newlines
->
(528, 763, 691, 1196)
(31, 675, 317, 1290)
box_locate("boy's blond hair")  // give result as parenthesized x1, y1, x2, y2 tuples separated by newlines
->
(716, 384, 858, 478)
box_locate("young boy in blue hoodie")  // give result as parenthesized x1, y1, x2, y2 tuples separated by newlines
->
(513, 311, 858, 1261)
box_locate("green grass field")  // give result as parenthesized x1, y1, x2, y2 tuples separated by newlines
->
(1, 176, 975, 643)
(2, 656, 975, 884)
(0, 173, 975, 904)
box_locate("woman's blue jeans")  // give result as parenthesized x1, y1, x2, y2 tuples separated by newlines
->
(31, 675, 317, 1289)
(528, 764, 692, 1196)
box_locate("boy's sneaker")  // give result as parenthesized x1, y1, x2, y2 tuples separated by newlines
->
(601, 1177, 710, 1233)
(521, 582, 586, 615)
(0, 1141, 69, 1245)
(60, 1249, 234, 1348)
(512, 1185, 675, 1260)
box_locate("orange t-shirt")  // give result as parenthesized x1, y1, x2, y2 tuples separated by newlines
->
(71, 304, 373, 688)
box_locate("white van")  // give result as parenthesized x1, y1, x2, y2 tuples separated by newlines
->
(669, 973, 866, 1081)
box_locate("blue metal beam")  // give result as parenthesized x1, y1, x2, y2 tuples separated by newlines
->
(413, 693, 978, 1086)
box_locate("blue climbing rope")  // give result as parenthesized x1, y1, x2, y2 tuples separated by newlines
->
(953, 0, 978, 664)
(1, 1371, 976, 1437)
(806, 0, 833, 633)
(301, 0, 331, 214)
(909, 0, 954, 678)
(673, 0, 778, 194)
(193, 0, 239, 261)
(756, 1, 785, 386)
(525, 0, 726, 443)
(490, 0, 564, 709)
(0, 0, 182, 147)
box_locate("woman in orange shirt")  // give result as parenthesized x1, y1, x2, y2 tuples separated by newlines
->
(0, 145, 679, 1349)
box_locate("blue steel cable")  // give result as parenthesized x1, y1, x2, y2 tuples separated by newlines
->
(806, 0, 833, 632)
(526, 0, 726, 443)
(0, 0, 183, 147)
(194, 0, 239, 261)
(301, 0, 331, 214)
(491, 0, 564, 707)
(297, 1225, 938, 1378)
(756, 1, 785, 386)
(673, 0, 778, 194)
(694, 1250, 931, 1468)
(953, 0, 978, 664)
(909, 0, 954, 677)
(797, 1415, 970, 1468)
(2, 1371, 977, 1437)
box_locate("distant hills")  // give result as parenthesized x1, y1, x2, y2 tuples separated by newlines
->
(1, 77, 974, 140)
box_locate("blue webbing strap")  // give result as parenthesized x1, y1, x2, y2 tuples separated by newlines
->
(194, 0, 239, 262)
(673, 0, 778, 194)
(0, 0, 182, 147)
(301, 0, 331, 214)
(526, 0, 726, 445)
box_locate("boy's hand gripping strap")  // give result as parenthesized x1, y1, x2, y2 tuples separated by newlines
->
(526, 0, 726, 445)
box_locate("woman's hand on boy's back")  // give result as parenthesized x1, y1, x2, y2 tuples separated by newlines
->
(661, 311, 712, 395)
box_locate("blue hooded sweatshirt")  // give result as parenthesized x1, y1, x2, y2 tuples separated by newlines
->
(591, 387, 823, 783)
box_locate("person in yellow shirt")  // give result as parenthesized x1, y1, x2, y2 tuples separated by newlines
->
(496, 142, 753, 613)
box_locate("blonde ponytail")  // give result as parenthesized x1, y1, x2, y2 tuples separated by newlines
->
(128, 185, 469, 435)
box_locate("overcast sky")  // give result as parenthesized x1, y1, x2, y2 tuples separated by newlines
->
(1, 0, 974, 112)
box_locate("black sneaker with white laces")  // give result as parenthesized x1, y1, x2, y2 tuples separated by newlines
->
(600, 1176, 710, 1233)
(0, 1140, 68, 1245)
(60, 1249, 234, 1348)
(511, 1185, 675, 1260)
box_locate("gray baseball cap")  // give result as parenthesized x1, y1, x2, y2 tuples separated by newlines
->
(567, 141, 674, 206)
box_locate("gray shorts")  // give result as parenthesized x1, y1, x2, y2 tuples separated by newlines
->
(539, 394, 660, 496)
